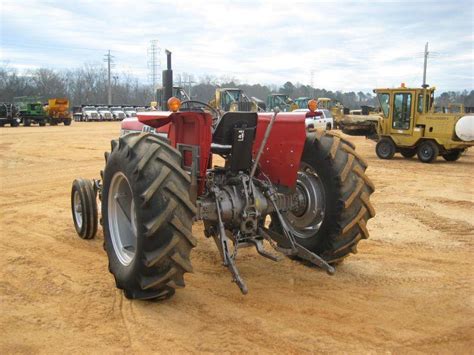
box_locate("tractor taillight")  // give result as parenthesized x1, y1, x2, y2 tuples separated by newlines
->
(167, 97, 181, 112)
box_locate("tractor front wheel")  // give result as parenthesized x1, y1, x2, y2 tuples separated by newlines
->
(272, 131, 375, 263)
(375, 138, 395, 159)
(71, 178, 98, 239)
(102, 133, 196, 300)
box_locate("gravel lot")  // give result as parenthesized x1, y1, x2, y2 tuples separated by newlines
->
(1, 122, 472, 353)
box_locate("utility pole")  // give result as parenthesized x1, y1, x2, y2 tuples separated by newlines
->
(147, 40, 161, 97)
(422, 42, 429, 88)
(310, 70, 315, 97)
(104, 50, 115, 105)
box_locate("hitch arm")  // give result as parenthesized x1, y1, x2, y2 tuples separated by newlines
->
(215, 196, 248, 294)
(261, 227, 335, 275)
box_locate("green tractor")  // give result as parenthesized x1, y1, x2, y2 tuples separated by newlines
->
(14, 97, 48, 126)
(266, 93, 298, 112)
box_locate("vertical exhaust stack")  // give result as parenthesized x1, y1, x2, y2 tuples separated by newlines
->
(162, 50, 173, 110)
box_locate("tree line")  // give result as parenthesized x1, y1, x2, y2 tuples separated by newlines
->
(1, 65, 473, 109)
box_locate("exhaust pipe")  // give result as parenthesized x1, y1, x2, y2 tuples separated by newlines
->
(162, 50, 173, 110)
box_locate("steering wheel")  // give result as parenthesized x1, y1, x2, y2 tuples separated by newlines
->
(181, 100, 221, 126)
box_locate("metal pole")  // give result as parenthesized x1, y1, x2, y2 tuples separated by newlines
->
(422, 42, 429, 88)
(107, 50, 111, 105)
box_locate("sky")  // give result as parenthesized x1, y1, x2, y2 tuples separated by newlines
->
(1, 0, 473, 92)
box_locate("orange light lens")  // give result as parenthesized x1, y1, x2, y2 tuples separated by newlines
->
(308, 99, 317, 112)
(167, 97, 181, 112)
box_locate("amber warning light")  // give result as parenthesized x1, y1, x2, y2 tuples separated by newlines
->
(168, 97, 181, 112)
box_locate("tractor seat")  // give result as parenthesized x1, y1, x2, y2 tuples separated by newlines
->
(210, 143, 232, 155)
(212, 111, 258, 145)
(211, 112, 258, 172)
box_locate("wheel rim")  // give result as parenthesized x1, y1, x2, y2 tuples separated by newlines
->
(420, 145, 433, 159)
(284, 164, 326, 239)
(379, 142, 390, 157)
(108, 172, 137, 266)
(73, 190, 83, 230)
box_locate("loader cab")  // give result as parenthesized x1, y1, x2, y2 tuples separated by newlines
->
(376, 86, 437, 137)
(156, 86, 190, 109)
(212, 88, 256, 112)
(266, 94, 297, 112)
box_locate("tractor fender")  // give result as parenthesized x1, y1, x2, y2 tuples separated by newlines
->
(253, 112, 306, 189)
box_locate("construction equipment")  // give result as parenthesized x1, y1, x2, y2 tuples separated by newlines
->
(294, 97, 311, 109)
(266, 93, 298, 112)
(317, 98, 344, 127)
(0, 103, 20, 127)
(44, 98, 72, 125)
(14, 97, 48, 126)
(70, 50, 375, 300)
(156, 86, 191, 109)
(208, 88, 259, 114)
(374, 85, 474, 162)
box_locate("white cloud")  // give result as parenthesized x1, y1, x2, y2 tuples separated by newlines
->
(0, 0, 472, 91)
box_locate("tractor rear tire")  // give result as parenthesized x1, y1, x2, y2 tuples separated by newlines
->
(442, 149, 462, 162)
(24, 119, 31, 127)
(102, 132, 196, 300)
(39, 121, 46, 127)
(64, 118, 72, 126)
(11, 120, 19, 127)
(400, 148, 416, 158)
(271, 131, 375, 263)
(376, 138, 395, 159)
(417, 140, 439, 163)
(71, 178, 98, 239)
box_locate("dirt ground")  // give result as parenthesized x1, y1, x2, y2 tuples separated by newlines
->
(0, 122, 473, 353)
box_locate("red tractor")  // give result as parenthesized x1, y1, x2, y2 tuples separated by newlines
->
(71, 51, 375, 299)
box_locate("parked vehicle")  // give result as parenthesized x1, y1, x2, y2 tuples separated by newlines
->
(14, 97, 47, 126)
(110, 107, 126, 121)
(0, 103, 20, 127)
(82, 106, 101, 121)
(97, 107, 113, 121)
(70, 51, 375, 300)
(44, 98, 72, 125)
(373, 85, 474, 162)
(294, 107, 333, 130)
(123, 107, 137, 118)
(266, 93, 298, 112)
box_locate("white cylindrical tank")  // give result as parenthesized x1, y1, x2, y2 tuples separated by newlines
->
(455, 116, 474, 141)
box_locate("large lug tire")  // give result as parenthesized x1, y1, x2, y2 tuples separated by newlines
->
(102, 132, 196, 300)
(39, 121, 46, 127)
(64, 118, 72, 126)
(11, 120, 19, 127)
(400, 148, 416, 158)
(271, 131, 375, 263)
(442, 149, 463, 162)
(24, 119, 31, 127)
(71, 178, 98, 239)
(375, 138, 395, 159)
(417, 140, 439, 163)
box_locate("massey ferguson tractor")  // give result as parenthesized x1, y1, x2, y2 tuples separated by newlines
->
(71, 51, 375, 300)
